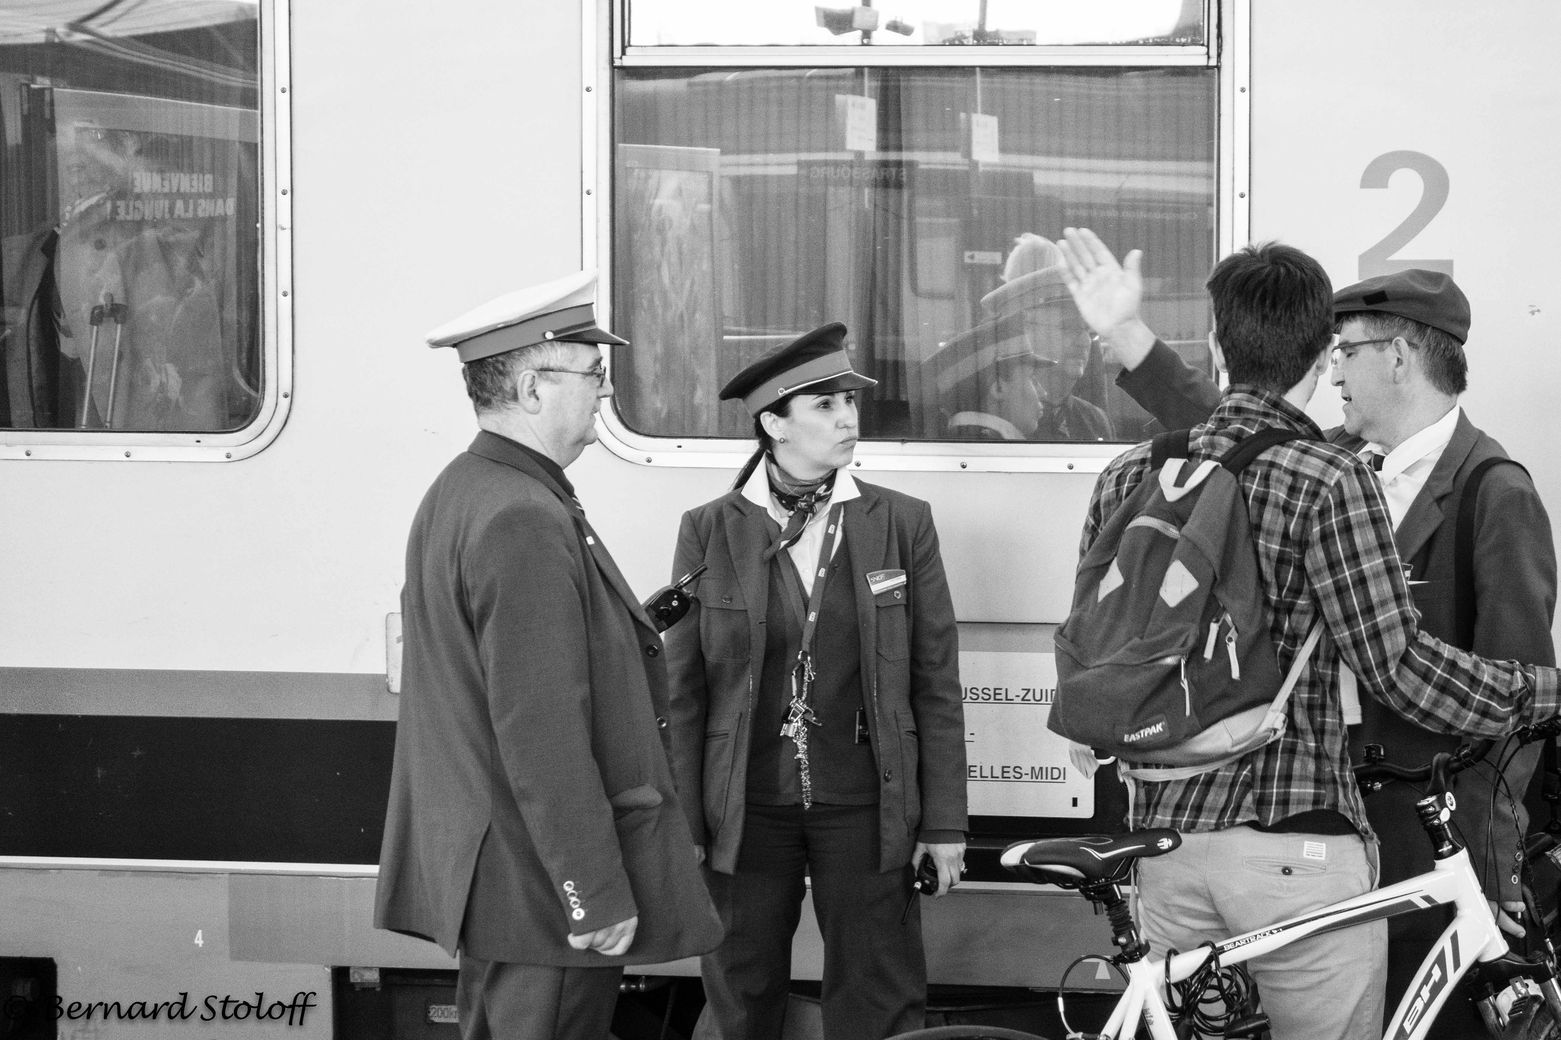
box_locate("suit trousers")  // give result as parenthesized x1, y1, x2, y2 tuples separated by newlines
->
(694, 802, 925, 1040)
(455, 953, 623, 1040)
(1135, 826, 1385, 1040)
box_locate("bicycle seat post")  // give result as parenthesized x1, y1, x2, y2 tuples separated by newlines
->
(1081, 880, 1149, 963)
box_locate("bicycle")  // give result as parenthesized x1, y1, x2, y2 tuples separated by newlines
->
(886, 721, 1561, 1040)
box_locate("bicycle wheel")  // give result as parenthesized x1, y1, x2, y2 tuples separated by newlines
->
(883, 1027, 1054, 1040)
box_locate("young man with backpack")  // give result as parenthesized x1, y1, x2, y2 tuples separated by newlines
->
(1062, 235, 1561, 1040)
(1060, 228, 1558, 1038)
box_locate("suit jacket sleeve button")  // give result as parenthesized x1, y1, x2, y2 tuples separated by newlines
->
(645, 643, 661, 657)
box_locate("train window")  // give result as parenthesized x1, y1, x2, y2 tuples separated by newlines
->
(609, 6, 1219, 447)
(610, 65, 1216, 444)
(0, 1, 283, 457)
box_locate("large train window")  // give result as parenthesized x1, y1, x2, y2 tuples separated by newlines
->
(0, 1, 288, 460)
(608, 1, 1219, 449)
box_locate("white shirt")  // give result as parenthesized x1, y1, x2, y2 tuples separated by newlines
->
(741, 464, 860, 595)
(1364, 404, 1461, 530)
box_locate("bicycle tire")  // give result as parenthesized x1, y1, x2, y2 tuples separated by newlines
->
(882, 1027, 1054, 1040)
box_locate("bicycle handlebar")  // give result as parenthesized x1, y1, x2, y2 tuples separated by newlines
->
(1353, 714, 1561, 793)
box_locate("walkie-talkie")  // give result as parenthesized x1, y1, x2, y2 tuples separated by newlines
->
(642, 564, 708, 633)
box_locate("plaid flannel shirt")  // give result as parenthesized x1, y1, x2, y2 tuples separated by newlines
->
(1083, 387, 1560, 835)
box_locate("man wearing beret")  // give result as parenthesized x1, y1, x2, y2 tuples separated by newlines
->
(374, 271, 722, 1040)
(1057, 228, 1557, 1036)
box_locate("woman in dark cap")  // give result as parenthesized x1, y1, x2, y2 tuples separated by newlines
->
(664, 322, 967, 1040)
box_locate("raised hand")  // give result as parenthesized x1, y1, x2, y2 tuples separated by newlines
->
(1056, 227, 1157, 370)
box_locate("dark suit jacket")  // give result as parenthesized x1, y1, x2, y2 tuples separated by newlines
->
(374, 431, 722, 964)
(1119, 341, 1557, 897)
(664, 477, 967, 875)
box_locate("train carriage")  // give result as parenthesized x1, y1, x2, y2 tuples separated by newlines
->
(3, 0, 1560, 1036)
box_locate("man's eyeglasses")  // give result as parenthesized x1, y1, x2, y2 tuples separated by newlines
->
(536, 363, 608, 388)
(1329, 337, 1419, 365)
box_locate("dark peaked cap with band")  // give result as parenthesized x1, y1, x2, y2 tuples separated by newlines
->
(1332, 268, 1471, 345)
(719, 322, 877, 416)
(426, 270, 629, 362)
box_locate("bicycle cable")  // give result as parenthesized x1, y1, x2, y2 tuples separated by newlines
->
(1160, 942, 1260, 1038)
(1054, 953, 1128, 1039)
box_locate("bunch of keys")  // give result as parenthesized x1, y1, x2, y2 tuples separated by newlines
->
(780, 698, 818, 739)
(781, 652, 819, 739)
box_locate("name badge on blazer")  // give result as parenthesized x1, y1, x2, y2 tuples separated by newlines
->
(867, 569, 907, 599)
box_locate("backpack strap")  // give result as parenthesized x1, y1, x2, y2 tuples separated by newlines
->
(1150, 429, 1189, 469)
(1454, 456, 1527, 648)
(1150, 427, 1304, 475)
(1449, 455, 1559, 828)
(1219, 427, 1307, 475)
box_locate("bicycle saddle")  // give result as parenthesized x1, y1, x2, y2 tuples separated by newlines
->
(1000, 829, 1182, 888)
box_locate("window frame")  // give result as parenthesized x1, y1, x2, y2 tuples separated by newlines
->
(589, 0, 1247, 474)
(0, 1, 293, 464)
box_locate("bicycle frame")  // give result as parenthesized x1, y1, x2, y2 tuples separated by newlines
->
(1093, 847, 1513, 1040)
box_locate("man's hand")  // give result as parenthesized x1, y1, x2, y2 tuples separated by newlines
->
(1055, 227, 1157, 371)
(1068, 741, 1105, 779)
(1492, 899, 1528, 939)
(567, 916, 638, 957)
(913, 841, 967, 897)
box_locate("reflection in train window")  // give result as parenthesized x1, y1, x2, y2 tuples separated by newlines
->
(0, 2, 262, 434)
(610, 65, 1216, 444)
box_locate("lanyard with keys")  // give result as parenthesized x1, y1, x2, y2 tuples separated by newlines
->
(779, 503, 843, 809)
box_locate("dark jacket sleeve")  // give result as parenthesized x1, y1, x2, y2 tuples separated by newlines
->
(1115, 339, 1222, 431)
(470, 500, 637, 934)
(906, 500, 968, 841)
(664, 510, 712, 847)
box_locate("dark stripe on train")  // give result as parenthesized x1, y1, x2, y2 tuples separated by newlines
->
(0, 713, 393, 862)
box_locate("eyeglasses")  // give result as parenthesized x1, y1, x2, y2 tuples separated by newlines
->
(535, 363, 608, 388)
(1329, 337, 1419, 365)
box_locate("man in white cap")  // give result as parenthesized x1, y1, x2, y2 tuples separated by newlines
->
(981, 232, 1113, 441)
(374, 271, 722, 1040)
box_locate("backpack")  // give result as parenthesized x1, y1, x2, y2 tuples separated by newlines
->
(1050, 427, 1322, 781)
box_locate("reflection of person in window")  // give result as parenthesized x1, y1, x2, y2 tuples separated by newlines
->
(927, 313, 1048, 440)
(980, 233, 1113, 442)
(53, 129, 228, 431)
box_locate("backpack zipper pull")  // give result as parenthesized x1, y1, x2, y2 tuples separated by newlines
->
(1226, 625, 1240, 680)
(1203, 618, 1221, 661)
(1180, 657, 1191, 715)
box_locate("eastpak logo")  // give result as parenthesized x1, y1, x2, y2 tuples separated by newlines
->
(1122, 719, 1167, 744)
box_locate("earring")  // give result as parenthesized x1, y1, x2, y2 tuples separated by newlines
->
(778, 436, 787, 443)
